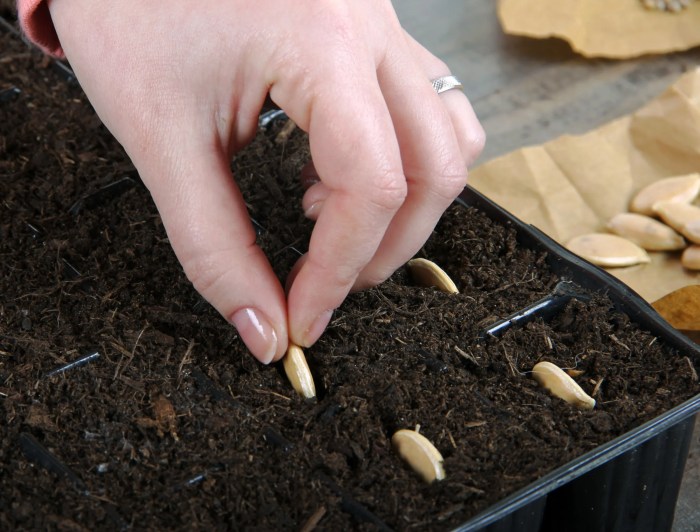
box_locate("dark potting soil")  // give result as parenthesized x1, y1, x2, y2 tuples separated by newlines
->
(2, 24, 699, 531)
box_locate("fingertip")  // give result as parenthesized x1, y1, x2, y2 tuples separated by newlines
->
(297, 308, 334, 348)
(302, 182, 330, 220)
(231, 307, 287, 364)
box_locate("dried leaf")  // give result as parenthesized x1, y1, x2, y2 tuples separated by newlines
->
(652, 285, 700, 331)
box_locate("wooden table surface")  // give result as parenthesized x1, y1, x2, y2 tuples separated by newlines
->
(393, 1, 699, 530)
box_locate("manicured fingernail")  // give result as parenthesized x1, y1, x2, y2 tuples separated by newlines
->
(304, 200, 324, 220)
(231, 308, 278, 364)
(301, 309, 333, 347)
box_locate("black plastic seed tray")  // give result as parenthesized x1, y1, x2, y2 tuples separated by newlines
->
(4, 14, 697, 528)
(453, 187, 700, 532)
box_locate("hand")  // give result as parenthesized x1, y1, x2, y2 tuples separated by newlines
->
(47, 0, 485, 364)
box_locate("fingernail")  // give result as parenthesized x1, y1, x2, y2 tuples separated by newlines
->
(301, 309, 333, 347)
(231, 308, 278, 364)
(304, 200, 324, 220)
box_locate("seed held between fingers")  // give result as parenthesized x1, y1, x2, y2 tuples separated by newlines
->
(566, 233, 650, 267)
(629, 174, 700, 216)
(607, 212, 686, 251)
(283, 344, 316, 399)
(406, 258, 459, 294)
(532, 361, 596, 410)
(391, 429, 446, 483)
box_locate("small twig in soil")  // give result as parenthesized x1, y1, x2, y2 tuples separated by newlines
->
(501, 346, 520, 377)
(275, 119, 297, 144)
(543, 333, 554, 351)
(177, 339, 195, 384)
(608, 334, 631, 351)
(374, 291, 429, 318)
(300, 506, 327, 532)
(446, 428, 457, 449)
(45, 350, 100, 377)
(592, 378, 605, 398)
(60, 258, 82, 280)
(253, 388, 292, 401)
(454, 345, 480, 366)
(683, 357, 698, 381)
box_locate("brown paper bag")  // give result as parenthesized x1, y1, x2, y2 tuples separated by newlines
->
(469, 68, 700, 302)
(498, 0, 700, 59)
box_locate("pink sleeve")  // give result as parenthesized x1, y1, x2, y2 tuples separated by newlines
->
(17, 0, 65, 57)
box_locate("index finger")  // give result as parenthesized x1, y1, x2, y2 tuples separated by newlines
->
(271, 60, 406, 348)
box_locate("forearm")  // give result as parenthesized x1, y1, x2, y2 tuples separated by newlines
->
(17, 0, 64, 56)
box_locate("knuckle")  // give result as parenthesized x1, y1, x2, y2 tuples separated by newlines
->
(182, 253, 227, 297)
(307, 252, 358, 291)
(464, 127, 487, 163)
(366, 170, 408, 212)
(432, 169, 468, 201)
(180, 243, 253, 299)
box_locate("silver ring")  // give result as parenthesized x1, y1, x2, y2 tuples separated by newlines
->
(431, 75, 463, 95)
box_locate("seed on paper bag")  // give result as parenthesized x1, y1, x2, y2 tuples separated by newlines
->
(566, 233, 650, 267)
(629, 174, 700, 216)
(681, 245, 700, 271)
(607, 212, 686, 251)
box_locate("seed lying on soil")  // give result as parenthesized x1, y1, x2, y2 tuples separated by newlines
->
(654, 202, 700, 244)
(607, 212, 686, 251)
(283, 344, 316, 399)
(391, 429, 446, 483)
(566, 233, 651, 267)
(532, 361, 596, 410)
(629, 174, 700, 215)
(681, 245, 700, 270)
(406, 258, 459, 294)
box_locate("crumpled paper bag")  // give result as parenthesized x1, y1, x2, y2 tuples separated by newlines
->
(469, 67, 700, 303)
(498, 0, 700, 59)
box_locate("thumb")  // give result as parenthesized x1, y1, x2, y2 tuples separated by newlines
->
(134, 138, 289, 364)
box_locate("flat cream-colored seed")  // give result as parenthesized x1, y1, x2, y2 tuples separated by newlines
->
(607, 212, 686, 251)
(681, 245, 700, 270)
(654, 202, 700, 243)
(391, 429, 446, 483)
(532, 361, 596, 410)
(684, 220, 700, 244)
(407, 258, 459, 294)
(282, 344, 316, 399)
(629, 174, 700, 216)
(566, 233, 650, 267)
